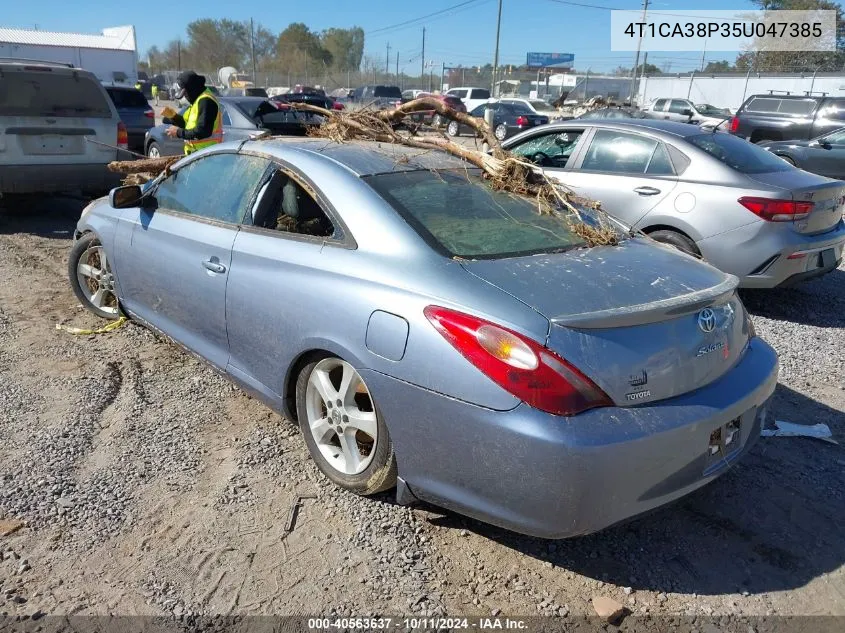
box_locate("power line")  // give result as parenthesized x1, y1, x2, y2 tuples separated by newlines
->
(366, 0, 489, 36)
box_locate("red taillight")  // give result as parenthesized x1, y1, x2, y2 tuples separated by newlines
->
(738, 196, 813, 222)
(117, 121, 128, 150)
(729, 116, 739, 133)
(144, 109, 154, 119)
(424, 306, 612, 416)
(515, 115, 529, 126)
(332, 101, 344, 110)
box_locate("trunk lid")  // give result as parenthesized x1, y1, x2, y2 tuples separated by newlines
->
(461, 239, 750, 406)
(747, 170, 845, 235)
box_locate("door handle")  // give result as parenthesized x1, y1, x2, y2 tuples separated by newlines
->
(634, 186, 661, 196)
(202, 260, 227, 274)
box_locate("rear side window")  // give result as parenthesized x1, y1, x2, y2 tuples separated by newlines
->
(0, 71, 112, 118)
(106, 88, 149, 108)
(668, 99, 690, 114)
(745, 97, 816, 115)
(652, 99, 667, 111)
(471, 89, 491, 99)
(449, 89, 468, 99)
(580, 129, 659, 174)
(687, 133, 791, 174)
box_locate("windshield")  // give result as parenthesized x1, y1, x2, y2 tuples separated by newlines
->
(106, 88, 149, 108)
(695, 103, 729, 116)
(0, 72, 112, 118)
(688, 132, 792, 174)
(374, 86, 402, 98)
(365, 170, 595, 259)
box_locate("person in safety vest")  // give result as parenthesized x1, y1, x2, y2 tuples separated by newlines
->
(163, 70, 223, 155)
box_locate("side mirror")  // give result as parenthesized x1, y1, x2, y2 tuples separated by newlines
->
(109, 185, 143, 209)
(681, 108, 693, 117)
(820, 140, 833, 149)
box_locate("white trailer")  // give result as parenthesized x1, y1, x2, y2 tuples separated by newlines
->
(0, 25, 139, 85)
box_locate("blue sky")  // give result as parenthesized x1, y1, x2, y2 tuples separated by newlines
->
(4, 0, 757, 73)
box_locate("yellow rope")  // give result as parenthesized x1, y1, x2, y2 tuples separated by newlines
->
(56, 316, 127, 335)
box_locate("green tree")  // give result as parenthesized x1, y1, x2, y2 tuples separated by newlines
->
(277, 23, 332, 75)
(736, 0, 845, 71)
(321, 27, 365, 71)
(703, 60, 735, 73)
(185, 18, 250, 70)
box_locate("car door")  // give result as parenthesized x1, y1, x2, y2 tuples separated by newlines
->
(555, 127, 679, 227)
(802, 128, 845, 179)
(116, 152, 270, 369)
(224, 165, 347, 405)
(666, 99, 692, 122)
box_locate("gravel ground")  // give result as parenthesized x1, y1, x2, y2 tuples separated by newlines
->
(0, 198, 843, 629)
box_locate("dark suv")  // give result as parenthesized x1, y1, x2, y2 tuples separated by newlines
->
(105, 86, 154, 153)
(729, 93, 845, 144)
(352, 85, 402, 109)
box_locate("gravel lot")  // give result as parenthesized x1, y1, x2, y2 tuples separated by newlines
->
(0, 196, 843, 627)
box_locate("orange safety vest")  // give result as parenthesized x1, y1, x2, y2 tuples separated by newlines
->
(183, 89, 223, 154)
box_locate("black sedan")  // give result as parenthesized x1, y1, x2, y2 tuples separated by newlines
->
(271, 91, 344, 112)
(144, 97, 323, 157)
(446, 101, 549, 141)
(758, 128, 845, 179)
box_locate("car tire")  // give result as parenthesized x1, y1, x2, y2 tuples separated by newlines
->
(296, 355, 397, 496)
(447, 121, 460, 137)
(647, 229, 702, 258)
(432, 114, 442, 128)
(68, 233, 122, 320)
(147, 141, 162, 158)
(494, 123, 508, 141)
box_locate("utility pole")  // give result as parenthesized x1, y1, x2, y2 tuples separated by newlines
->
(396, 51, 399, 86)
(386, 42, 391, 79)
(700, 38, 707, 72)
(177, 41, 182, 71)
(441, 62, 445, 91)
(491, 0, 503, 96)
(421, 27, 426, 87)
(629, 0, 649, 104)
(250, 18, 257, 83)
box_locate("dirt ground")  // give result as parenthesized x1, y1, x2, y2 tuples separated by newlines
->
(0, 198, 843, 631)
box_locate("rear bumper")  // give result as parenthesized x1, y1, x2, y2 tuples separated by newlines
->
(361, 337, 778, 539)
(0, 163, 122, 195)
(698, 218, 845, 288)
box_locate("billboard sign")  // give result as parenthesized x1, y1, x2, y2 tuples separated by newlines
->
(527, 52, 574, 68)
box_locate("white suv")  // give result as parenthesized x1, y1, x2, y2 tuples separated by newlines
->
(0, 60, 127, 196)
(444, 87, 491, 112)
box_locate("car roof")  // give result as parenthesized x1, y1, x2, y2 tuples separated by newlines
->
(250, 138, 472, 176)
(542, 118, 705, 138)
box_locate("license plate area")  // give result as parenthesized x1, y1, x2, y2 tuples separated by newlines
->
(705, 417, 742, 469)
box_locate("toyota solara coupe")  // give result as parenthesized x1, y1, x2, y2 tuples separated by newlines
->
(68, 139, 778, 538)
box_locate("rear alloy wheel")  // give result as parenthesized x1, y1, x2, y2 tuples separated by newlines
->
(296, 356, 397, 495)
(68, 233, 121, 320)
(647, 229, 702, 258)
(494, 123, 508, 141)
(447, 121, 460, 137)
(432, 114, 443, 128)
(147, 141, 161, 158)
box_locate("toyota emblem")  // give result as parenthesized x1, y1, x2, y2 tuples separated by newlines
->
(698, 308, 716, 333)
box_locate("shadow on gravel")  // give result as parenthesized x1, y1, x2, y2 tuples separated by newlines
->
(425, 384, 844, 597)
(741, 268, 845, 328)
(0, 195, 86, 240)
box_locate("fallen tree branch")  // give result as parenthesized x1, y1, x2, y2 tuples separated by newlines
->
(107, 156, 179, 175)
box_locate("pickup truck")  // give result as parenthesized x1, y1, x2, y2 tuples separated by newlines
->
(644, 98, 731, 127)
(729, 94, 845, 143)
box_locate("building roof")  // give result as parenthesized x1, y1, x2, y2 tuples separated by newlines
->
(0, 26, 135, 51)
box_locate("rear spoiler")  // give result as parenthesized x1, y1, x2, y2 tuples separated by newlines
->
(551, 274, 739, 329)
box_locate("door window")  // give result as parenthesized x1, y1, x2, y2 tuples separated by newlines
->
(250, 170, 335, 237)
(579, 129, 660, 174)
(819, 100, 845, 121)
(668, 99, 690, 114)
(822, 128, 845, 144)
(221, 105, 233, 126)
(652, 98, 667, 111)
(509, 130, 585, 168)
(154, 153, 269, 224)
(449, 89, 468, 99)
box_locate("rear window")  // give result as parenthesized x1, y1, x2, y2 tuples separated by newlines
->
(745, 97, 816, 115)
(365, 170, 602, 259)
(106, 88, 149, 108)
(374, 86, 401, 98)
(245, 88, 268, 97)
(0, 71, 112, 118)
(471, 89, 491, 99)
(687, 132, 792, 174)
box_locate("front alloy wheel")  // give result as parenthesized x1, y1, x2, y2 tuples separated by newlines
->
(68, 233, 120, 320)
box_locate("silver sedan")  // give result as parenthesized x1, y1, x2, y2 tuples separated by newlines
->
(68, 139, 777, 538)
(503, 120, 845, 288)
